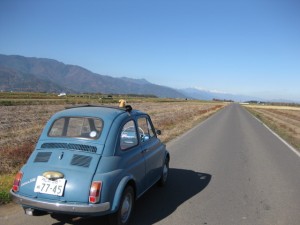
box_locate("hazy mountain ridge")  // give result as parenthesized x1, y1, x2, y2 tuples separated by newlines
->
(0, 67, 71, 93)
(179, 88, 264, 102)
(0, 54, 186, 98)
(1, 54, 277, 102)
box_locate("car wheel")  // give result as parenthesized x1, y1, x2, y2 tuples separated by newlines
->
(109, 186, 135, 225)
(158, 158, 169, 187)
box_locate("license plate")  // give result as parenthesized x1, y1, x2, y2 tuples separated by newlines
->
(34, 176, 66, 196)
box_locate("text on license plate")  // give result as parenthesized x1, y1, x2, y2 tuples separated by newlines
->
(34, 176, 66, 196)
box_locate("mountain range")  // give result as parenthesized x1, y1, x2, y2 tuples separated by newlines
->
(0, 54, 260, 101)
(0, 54, 186, 98)
(179, 88, 263, 102)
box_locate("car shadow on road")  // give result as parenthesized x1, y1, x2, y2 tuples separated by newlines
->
(131, 168, 211, 225)
(51, 168, 211, 225)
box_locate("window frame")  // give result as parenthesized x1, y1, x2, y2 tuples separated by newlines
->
(137, 115, 156, 143)
(119, 119, 139, 151)
(47, 116, 104, 140)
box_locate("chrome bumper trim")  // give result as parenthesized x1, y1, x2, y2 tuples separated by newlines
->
(10, 190, 110, 214)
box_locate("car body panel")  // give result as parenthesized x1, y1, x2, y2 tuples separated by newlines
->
(19, 148, 101, 203)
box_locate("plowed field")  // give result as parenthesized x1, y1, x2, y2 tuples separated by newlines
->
(0, 101, 224, 174)
(244, 105, 300, 151)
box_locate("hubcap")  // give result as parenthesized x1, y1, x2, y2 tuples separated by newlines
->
(120, 193, 132, 223)
(163, 164, 168, 182)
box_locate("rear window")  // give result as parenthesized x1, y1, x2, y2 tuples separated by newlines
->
(48, 117, 103, 139)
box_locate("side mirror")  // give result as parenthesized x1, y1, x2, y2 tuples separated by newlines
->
(141, 135, 150, 142)
(156, 130, 161, 135)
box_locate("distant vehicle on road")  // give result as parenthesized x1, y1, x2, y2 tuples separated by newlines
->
(57, 92, 66, 97)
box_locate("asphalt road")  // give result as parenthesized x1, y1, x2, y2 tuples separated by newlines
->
(1, 103, 300, 225)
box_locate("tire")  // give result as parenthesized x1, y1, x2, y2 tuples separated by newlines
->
(109, 186, 135, 225)
(158, 157, 169, 187)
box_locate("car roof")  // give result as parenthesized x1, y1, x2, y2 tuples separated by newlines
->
(52, 105, 145, 120)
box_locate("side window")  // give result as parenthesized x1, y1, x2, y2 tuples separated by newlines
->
(120, 120, 138, 150)
(137, 117, 155, 142)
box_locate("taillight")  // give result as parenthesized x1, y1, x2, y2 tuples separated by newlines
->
(12, 171, 23, 192)
(89, 181, 102, 203)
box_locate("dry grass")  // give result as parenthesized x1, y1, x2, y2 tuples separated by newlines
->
(0, 101, 225, 175)
(141, 102, 224, 143)
(244, 105, 300, 151)
(245, 104, 300, 111)
(0, 101, 225, 204)
(0, 105, 64, 148)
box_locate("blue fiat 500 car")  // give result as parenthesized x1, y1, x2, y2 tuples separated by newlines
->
(11, 105, 170, 225)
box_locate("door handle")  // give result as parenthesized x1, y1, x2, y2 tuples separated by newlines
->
(141, 149, 149, 154)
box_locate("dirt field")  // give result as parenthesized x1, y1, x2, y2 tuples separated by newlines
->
(0, 101, 225, 204)
(244, 104, 300, 151)
(0, 101, 225, 175)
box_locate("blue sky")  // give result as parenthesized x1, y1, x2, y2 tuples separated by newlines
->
(0, 0, 300, 101)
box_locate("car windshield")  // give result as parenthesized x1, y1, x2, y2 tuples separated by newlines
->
(48, 117, 103, 139)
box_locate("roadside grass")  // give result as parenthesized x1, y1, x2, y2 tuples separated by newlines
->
(0, 174, 14, 204)
(245, 107, 300, 151)
(1, 143, 33, 175)
(0, 100, 226, 204)
(0, 143, 34, 204)
(245, 104, 300, 111)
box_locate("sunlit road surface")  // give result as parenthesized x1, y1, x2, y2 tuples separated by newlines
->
(1, 104, 300, 225)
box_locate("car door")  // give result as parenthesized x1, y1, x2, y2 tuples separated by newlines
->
(119, 119, 147, 194)
(137, 116, 164, 188)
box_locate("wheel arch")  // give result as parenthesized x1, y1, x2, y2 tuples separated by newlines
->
(111, 176, 137, 212)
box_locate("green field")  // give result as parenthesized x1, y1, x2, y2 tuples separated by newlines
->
(0, 91, 171, 106)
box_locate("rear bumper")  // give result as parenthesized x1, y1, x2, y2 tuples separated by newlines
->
(10, 190, 110, 215)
